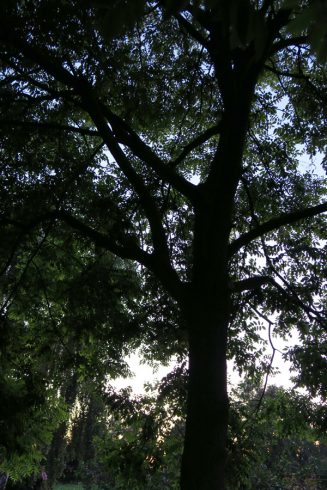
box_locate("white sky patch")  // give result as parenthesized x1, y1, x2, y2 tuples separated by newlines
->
(111, 351, 175, 394)
(111, 330, 298, 395)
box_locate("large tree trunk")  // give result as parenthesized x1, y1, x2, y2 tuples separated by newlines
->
(180, 297, 229, 490)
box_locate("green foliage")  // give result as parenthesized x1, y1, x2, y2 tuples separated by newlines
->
(227, 382, 327, 489)
(54, 485, 85, 490)
(91, 0, 147, 40)
(76, 372, 186, 489)
(285, 0, 327, 61)
(63, 377, 327, 490)
(0, 222, 144, 484)
(0, 385, 67, 481)
(0, 0, 326, 486)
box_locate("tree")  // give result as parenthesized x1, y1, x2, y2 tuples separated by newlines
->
(92, 365, 188, 489)
(0, 0, 326, 488)
(227, 381, 327, 489)
(0, 216, 141, 484)
(56, 374, 327, 489)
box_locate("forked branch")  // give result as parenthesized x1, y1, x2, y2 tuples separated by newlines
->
(0, 30, 175, 271)
(53, 210, 184, 301)
(102, 108, 198, 202)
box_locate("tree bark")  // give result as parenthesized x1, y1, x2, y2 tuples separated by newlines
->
(180, 297, 229, 490)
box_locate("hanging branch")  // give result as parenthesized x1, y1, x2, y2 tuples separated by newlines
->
(237, 303, 283, 435)
(248, 303, 280, 414)
(260, 237, 325, 327)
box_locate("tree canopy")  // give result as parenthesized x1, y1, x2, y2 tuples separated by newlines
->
(0, 1, 326, 488)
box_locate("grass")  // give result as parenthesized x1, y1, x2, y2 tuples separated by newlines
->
(54, 484, 85, 490)
(54, 482, 103, 490)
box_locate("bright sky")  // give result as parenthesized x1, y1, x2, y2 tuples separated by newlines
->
(111, 336, 296, 396)
(111, 351, 174, 394)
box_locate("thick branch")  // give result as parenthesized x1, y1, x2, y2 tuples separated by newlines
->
(175, 13, 209, 49)
(55, 210, 154, 267)
(81, 93, 173, 265)
(32, 210, 184, 300)
(172, 122, 222, 167)
(1, 210, 149, 266)
(264, 64, 307, 80)
(185, 3, 212, 31)
(0, 30, 175, 274)
(102, 108, 198, 202)
(270, 35, 308, 55)
(59, 211, 185, 301)
(1, 209, 184, 300)
(230, 202, 327, 256)
(231, 275, 273, 292)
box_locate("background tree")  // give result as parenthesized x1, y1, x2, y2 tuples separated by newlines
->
(0, 0, 326, 488)
(0, 224, 141, 485)
(65, 365, 188, 490)
(51, 374, 327, 489)
(227, 381, 327, 489)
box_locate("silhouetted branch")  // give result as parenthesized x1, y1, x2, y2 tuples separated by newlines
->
(102, 107, 198, 202)
(176, 13, 209, 49)
(231, 275, 274, 292)
(172, 122, 222, 167)
(264, 64, 307, 79)
(248, 304, 279, 413)
(230, 201, 327, 255)
(270, 35, 308, 54)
